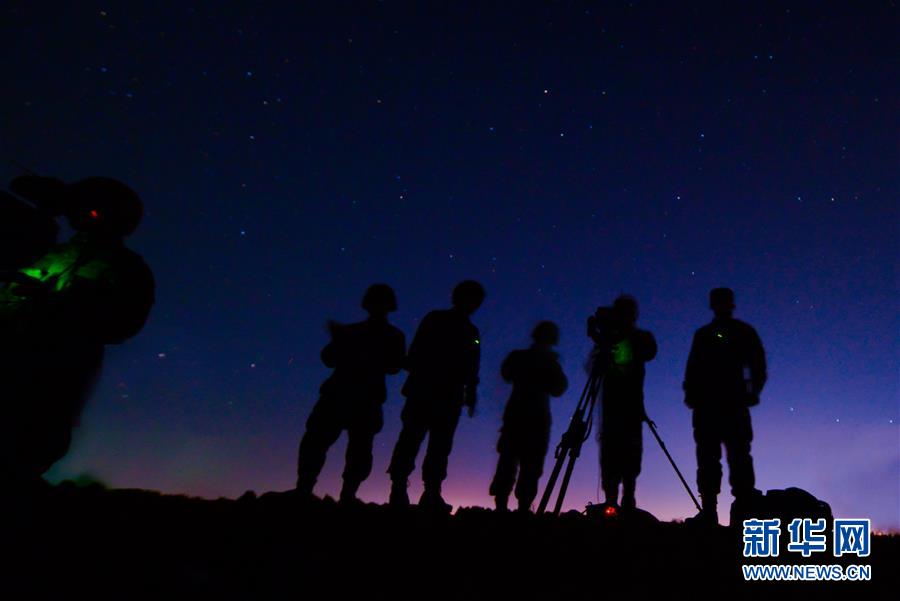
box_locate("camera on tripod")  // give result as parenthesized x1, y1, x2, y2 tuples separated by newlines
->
(586, 305, 628, 349)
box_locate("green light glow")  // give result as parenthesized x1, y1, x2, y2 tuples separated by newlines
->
(7, 240, 111, 297)
(611, 339, 633, 365)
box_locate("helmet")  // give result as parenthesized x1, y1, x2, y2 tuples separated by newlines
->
(66, 177, 143, 237)
(613, 294, 639, 325)
(361, 283, 397, 314)
(531, 320, 559, 346)
(451, 280, 485, 313)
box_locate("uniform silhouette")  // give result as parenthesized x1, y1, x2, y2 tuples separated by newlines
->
(0, 177, 155, 488)
(683, 287, 766, 523)
(387, 280, 485, 512)
(295, 284, 405, 503)
(489, 321, 568, 512)
(591, 295, 657, 510)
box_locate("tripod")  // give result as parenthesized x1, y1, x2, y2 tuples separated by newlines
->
(536, 355, 703, 516)
(645, 417, 702, 512)
(536, 360, 605, 515)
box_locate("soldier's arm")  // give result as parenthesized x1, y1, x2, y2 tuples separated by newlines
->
(682, 331, 702, 406)
(464, 326, 481, 411)
(404, 312, 434, 373)
(748, 326, 767, 394)
(500, 351, 516, 382)
(320, 339, 339, 368)
(384, 329, 406, 375)
(549, 361, 568, 397)
(636, 330, 658, 362)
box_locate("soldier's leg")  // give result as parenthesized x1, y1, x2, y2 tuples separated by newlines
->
(692, 409, 723, 508)
(296, 399, 344, 493)
(514, 428, 549, 512)
(620, 420, 643, 509)
(421, 402, 462, 490)
(387, 398, 429, 485)
(599, 430, 621, 504)
(341, 404, 384, 500)
(599, 413, 624, 504)
(724, 408, 756, 498)
(489, 428, 518, 509)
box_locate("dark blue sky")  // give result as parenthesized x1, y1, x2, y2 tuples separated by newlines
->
(4, 1, 897, 528)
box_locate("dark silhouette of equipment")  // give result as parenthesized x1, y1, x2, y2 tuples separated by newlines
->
(536, 360, 604, 515)
(537, 368, 703, 516)
(644, 417, 702, 512)
(537, 302, 700, 516)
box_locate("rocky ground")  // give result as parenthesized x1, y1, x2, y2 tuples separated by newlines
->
(7, 483, 897, 599)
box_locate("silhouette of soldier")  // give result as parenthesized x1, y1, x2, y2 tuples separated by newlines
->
(0, 176, 155, 488)
(490, 321, 568, 512)
(683, 288, 766, 523)
(590, 295, 657, 510)
(387, 280, 485, 512)
(295, 284, 406, 503)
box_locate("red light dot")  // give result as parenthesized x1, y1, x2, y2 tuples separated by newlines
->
(89, 209, 99, 219)
(604, 505, 617, 517)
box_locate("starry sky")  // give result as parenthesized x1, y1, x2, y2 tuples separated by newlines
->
(3, 2, 897, 529)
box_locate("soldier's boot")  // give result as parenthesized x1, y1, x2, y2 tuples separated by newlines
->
(389, 479, 410, 508)
(621, 479, 637, 511)
(603, 484, 619, 507)
(294, 474, 316, 498)
(688, 494, 718, 525)
(339, 479, 362, 505)
(516, 495, 536, 513)
(419, 484, 452, 513)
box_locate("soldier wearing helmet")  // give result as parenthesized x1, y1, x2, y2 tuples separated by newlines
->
(591, 294, 657, 511)
(683, 288, 766, 523)
(490, 321, 568, 512)
(295, 284, 406, 503)
(0, 176, 154, 487)
(387, 280, 485, 512)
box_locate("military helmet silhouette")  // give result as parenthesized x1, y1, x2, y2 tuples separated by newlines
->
(66, 177, 143, 237)
(451, 280, 485, 313)
(361, 283, 397, 314)
(531, 321, 559, 346)
(613, 294, 639, 324)
(709, 287, 736, 315)
(710, 287, 735, 305)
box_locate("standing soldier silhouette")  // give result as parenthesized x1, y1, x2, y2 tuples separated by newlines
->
(683, 288, 766, 523)
(387, 280, 485, 512)
(295, 284, 405, 503)
(0, 176, 155, 488)
(591, 295, 657, 510)
(490, 321, 568, 512)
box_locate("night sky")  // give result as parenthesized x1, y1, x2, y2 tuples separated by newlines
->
(4, 2, 897, 529)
